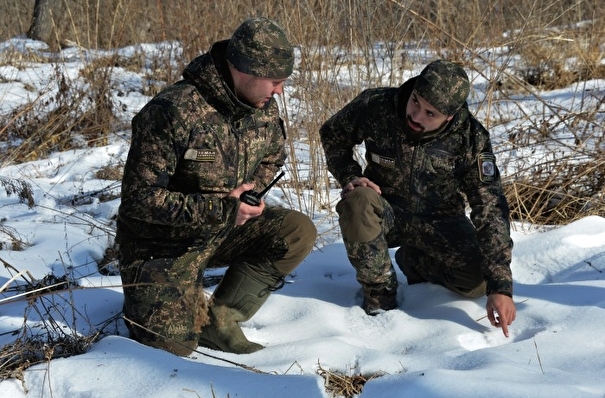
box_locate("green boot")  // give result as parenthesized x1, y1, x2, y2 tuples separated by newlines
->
(198, 262, 284, 354)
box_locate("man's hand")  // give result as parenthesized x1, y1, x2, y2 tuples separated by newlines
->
(341, 177, 381, 198)
(486, 293, 517, 338)
(229, 183, 265, 226)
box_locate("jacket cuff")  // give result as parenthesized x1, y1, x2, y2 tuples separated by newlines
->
(486, 279, 513, 297)
(340, 175, 359, 187)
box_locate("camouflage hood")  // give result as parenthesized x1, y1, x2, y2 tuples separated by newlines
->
(182, 40, 262, 120)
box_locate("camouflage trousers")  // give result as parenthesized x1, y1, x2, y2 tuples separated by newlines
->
(119, 207, 316, 355)
(336, 187, 486, 298)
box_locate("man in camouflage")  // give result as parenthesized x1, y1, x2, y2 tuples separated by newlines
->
(116, 17, 317, 355)
(319, 60, 516, 337)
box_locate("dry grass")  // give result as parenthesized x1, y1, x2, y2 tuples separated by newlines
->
(0, 177, 34, 251)
(505, 157, 605, 225)
(0, 176, 34, 208)
(0, 333, 98, 392)
(1, 56, 124, 164)
(316, 362, 387, 398)
(0, 260, 118, 388)
(1, 1, 604, 222)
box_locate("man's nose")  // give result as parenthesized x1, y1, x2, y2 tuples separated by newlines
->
(273, 83, 284, 95)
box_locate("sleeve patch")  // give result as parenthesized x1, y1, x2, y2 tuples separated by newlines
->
(478, 152, 496, 182)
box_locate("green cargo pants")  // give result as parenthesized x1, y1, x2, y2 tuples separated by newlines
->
(119, 206, 316, 355)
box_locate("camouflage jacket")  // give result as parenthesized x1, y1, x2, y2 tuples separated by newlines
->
(116, 40, 287, 261)
(320, 77, 513, 295)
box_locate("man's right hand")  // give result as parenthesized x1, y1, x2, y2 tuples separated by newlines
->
(229, 183, 265, 225)
(341, 177, 381, 198)
(486, 293, 517, 338)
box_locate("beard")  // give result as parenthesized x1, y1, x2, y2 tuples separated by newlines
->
(406, 115, 451, 134)
(406, 115, 424, 132)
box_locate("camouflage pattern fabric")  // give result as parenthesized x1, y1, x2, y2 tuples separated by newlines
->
(336, 187, 395, 289)
(398, 245, 487, 298)
(226, 17, 294, 79)
(343, 235, 398, 296)
(320, 73, 513, 297)
(344, 236, 398, 313)
(209, 206, 316, 277)
(337, 186, 490, 297)
(413, 60, 470, 116)
(120, 253, 210, 355)
(116, 32, 315, 352)
(116, 40, 287, 262)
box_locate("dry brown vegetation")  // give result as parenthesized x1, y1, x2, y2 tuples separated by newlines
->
(1, 0, 604, 225)
(0, 2, 604, 394)
(317, 361, 388, 398)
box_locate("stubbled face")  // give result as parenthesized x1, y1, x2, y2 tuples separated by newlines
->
(405, 90, 453, 133)
(231, 67, 287, 108)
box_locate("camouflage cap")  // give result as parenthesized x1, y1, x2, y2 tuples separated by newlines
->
(226, 17, 294, 79)
(413, 60, 470, 116)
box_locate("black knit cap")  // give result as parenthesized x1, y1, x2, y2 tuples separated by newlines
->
(226, 17, 294, 79)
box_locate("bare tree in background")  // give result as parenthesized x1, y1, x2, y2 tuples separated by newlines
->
(27, 0, 64, 49)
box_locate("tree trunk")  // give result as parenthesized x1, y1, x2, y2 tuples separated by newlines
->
(27, 0, 62, 49)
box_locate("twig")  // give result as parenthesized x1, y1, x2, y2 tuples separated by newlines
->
(284, 360, 305, 375)
(584, 261, 603, 273)
(533, 337, 544, 374)
(0, 259, 37, 286)
(0, 270, 36, 294)
(0, 282, 131, 306)
(316, 361, 376, 398)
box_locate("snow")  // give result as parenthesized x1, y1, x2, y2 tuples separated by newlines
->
(1, 38, 604, 398)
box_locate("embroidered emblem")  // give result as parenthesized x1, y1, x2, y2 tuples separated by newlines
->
(369, 152, 396, 168)
(184, 148, 216, 162)
(430, 156, 455, 171)
(478, 152, 496, 182)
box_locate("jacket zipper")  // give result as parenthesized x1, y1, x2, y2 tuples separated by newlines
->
(230, 119, 241, 187)
(410, 145, 420, 213)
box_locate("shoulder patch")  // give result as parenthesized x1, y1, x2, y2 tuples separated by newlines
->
(478, 152, 496, 182)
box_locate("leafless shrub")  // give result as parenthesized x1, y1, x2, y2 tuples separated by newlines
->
(2, 58, 124, 163)
(1, 1, 604, 226)
(510, 22, 605, 90)
(0, 225, 29, 251)
(0, 260, 120, 388)
(0, 176, 34, 208)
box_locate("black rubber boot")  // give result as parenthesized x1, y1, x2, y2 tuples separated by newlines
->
(395, 246, 427, 285)
(361, 281, 398, 316)
(198, 262, 284, 354)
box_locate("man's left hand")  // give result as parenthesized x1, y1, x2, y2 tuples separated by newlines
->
(486, 293, 516, 338)
(341, 177, 381, 198)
